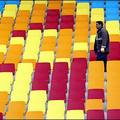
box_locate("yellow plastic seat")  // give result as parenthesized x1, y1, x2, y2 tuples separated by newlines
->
(19, 1, 33, 11)
(4, 5, 17, 11)
(77, 3, 90, 15)
(91, 8, 104, 22)
(17, 63, 33, 74)
(24, 42, 40, 54)
(15, 71, 32, 84)
(23, 52, 38, 61)
(46, 100, 65, 119)
(19, 4, 33, 11)
(27, 30, 42, 39)
(73, 42, 88, 51)
(39, 51, 54, 69)
(106, 21, 120, 34)
(10, 37, 24, 46)
(56, 58, 70, 68)
(0, 72, 13, 94)
(28, 90, 47, 112)
(11, 91, 28, 103)
(91, 15, 104, 22)
(3, 10, 17, 18)
(90, 35, 96, 50)
(91, 8, 104, 16)
(66, 110, 84, 119)
(86, 99, 104, 111)
(0, 45, 7, 54)
(35, 0, 48, 5)
(44, 29, 57, 38)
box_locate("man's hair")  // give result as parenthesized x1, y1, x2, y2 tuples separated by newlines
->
(96, 21, 103, 27)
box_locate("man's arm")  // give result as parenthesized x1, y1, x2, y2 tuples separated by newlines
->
(101, 28, 108, 48)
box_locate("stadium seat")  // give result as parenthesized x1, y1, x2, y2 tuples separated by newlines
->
(87, 110, 104, 120)
(88, 61, 104, 89)
(39, 51, 54, 69)
(10, 37, 24, 46)
(0, 64, 15, 73)
(73, 51, 88, 58)
(0, 112, 3, 120)
(28, 90, 47, 113)
(107, 110, 120, 120)
(106, 21, 120, 34)
(88, 89, 104, 101)
(6, 101, 25, 119)
(66, 110, 84, 119)
(77, 3, 90, 15)
(46, 100, 65, 119)
(73, 42, 88, 51)
(26, 111, 44, 119)
(44, 29, 57, 37)
(0, 72, 13, 93)
(86, 99, 104, 111)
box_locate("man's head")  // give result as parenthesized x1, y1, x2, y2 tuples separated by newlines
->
(96, 21, 103, 29)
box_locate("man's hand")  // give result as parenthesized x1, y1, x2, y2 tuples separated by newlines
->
(101, 46, 106, 53)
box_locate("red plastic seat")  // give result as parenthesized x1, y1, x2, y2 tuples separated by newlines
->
(0, 63, 15, 73)
(32, 82, 48, 91)
(72, 58, 87, 63)
(49, 88, 66, 101)
(60, 22, 74, 30)
(69, 80, 85, 91)
(47, 9, 60, 16)
(87, 110, 104, 120)
(67, 99, 84, 110)
(0, 113, 3, 120)
(107, 110, 120, 120)
(53, 62, 68, 74)
(52, 72, 68, 81)
(90, 50, 96, 61)
(29, 23, 43, 30)
(35, 63, 51, 74)
(12, 30, 26, 39)
(68, 90, 85, 101)
(45, 22, 58, 30)
(46, 15, 59, 23)
(33, 72, 49, 82)
(61, 15, 74, 22)
(88, 89, 104, 101)
(108, 42, 120, 60)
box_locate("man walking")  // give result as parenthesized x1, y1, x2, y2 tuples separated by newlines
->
(94, 21, 110, 72)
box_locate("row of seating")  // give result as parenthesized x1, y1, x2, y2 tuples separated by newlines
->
(6, 63, 33, 119)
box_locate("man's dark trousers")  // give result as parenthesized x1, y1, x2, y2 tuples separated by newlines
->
(96, 52, 107, 72)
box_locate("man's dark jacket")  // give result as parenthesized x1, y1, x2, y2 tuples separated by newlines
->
(94, 27, 110, 54)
